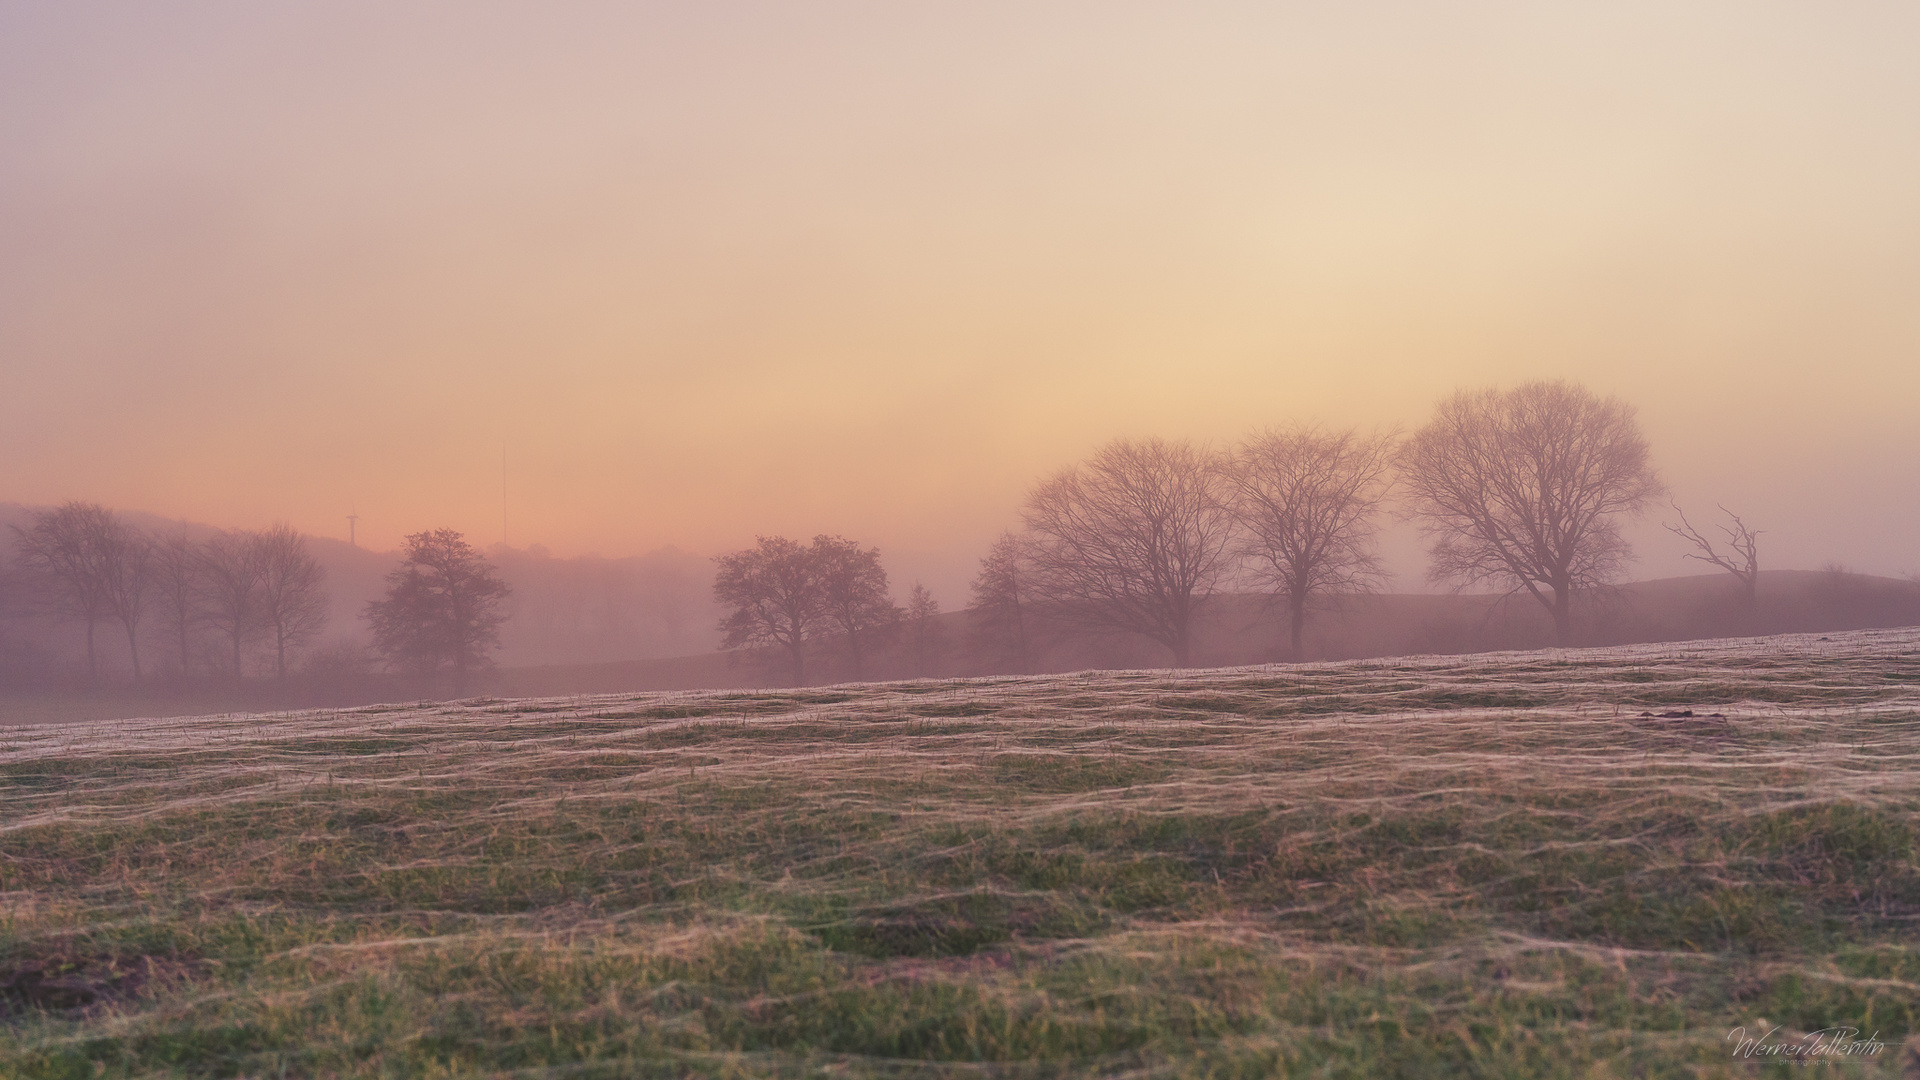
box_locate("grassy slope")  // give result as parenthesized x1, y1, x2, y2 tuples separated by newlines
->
(3, 630, 1919, 1078)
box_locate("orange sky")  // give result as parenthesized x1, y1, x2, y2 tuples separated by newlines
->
(4, 2, 1918, 602)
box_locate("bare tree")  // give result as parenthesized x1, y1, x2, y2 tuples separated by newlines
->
(95, 518, 152, 682)
(902, 582, 946, 676)
(366, 529, 510, 693)
(1398, 381, 1663, 645)
(199, 530, 265, 678)
(149, 532, 204, 677)
(254, 524, 329, 677)
(10, 502, 137, 682)
(1664, 502, 1760, 611)
(1224, 426, 1395, 661)
(813, 535, 899, 680)
(713, 536, 825, 685)
(968, 531, 1038, 672)
(1022, 436, 1235, 666)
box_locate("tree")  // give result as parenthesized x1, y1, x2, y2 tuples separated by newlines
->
(812, 535, 900, 680)
(366, 529, 510, 692)
(1397, 381, 1663, 645)
(902, 582, 947, 676)
(253, 524, 328, 677)
(713, 536, 827, 685)
(95, 518, 152, 682)
(1022, 436, 1235, 666)
(1224, 426, 1395, 661)
(10, 502, 143, 682)
(149, 531, 204, 677)
(199, 529, 265, 679)
(968, 531, 1037, 672)
(1664, 502, 1761, 611)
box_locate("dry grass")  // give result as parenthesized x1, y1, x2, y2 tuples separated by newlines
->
(3, 628, 1918, 1077)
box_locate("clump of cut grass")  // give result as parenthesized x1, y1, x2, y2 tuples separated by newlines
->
(2, 627, 1918, 1076)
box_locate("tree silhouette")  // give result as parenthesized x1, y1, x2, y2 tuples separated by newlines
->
(968, 531, 1037, 672)
(902, 582, 946, 676)
(11, 502, 146, 682)
(253, 524, 328, 677)
(812, 535, 899, 680)
(1398, 381, 1662, 644)
(366, 529, 510, 692)
(1224, 426, 1394, 661)
(1022, 437, 1234, 667)
(713, 536, 824, 685)
(1664, 502, 1760, 612)
(200, 529, 265, 679)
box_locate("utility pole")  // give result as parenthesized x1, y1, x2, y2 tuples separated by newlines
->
(502, 442, 509, 548)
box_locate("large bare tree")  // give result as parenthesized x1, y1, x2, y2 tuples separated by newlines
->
(1022, 436, 1235, 667)
(253, 524, 329, 677)
(1224, 426, 1395, 661)
(1398, 381, 1662, 644)
(1664, 502, 1761, 610)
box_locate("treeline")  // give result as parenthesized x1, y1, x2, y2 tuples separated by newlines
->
(6, 503, 328, 684)
(2, 505, 513, 692)
(712, 380, 1891, 681)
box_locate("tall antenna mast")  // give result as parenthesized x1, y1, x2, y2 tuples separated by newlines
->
(347, 503, 359, 547)
(502, 441, 509, 548)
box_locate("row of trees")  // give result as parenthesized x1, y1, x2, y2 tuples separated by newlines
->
(5, 505, 516, 689)
(972, 381, 1710, 666)
(710, 381, 1757, 680)
(8, 503, 328, 681)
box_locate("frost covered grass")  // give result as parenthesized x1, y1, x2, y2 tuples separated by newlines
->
(3, 628, 1919, 1077)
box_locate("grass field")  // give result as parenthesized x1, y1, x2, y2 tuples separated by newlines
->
(4, 629, 1919, 1078)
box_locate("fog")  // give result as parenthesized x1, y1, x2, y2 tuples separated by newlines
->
(4, 2, 1919, 613)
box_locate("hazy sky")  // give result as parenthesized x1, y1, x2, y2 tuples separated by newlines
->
(4, 1, 1918, 601)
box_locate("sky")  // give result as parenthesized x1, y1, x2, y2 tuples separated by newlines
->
(4, 1, 1918, 603)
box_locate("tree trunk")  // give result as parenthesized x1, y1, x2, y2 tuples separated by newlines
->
(1551, 587, 1573, 646)
(787, 641, 806, 686)
(84, 617, 98, 682)
(276, 625, 287, 679)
